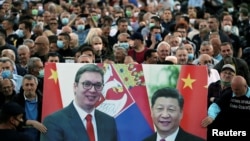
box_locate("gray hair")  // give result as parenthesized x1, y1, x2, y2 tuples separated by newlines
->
(23, 39, 34, 45)
(27, 57, 42, 71)
(18, 45, 30, 52)
(156, 41, 170, 51)
(22, 74, 38, 85)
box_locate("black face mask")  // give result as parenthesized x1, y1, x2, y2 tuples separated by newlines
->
(15, 118, 25, 131)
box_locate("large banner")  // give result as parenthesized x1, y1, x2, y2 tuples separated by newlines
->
(42, 63, 207, 140)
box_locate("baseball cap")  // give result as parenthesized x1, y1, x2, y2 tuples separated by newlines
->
(130, 32, 143, 41)
(221, 64, 236, 73)
(1, 102, 24, 116)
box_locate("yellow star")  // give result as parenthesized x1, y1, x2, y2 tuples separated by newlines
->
(181, 74, 196, 89)
(48, 69, 58, 84)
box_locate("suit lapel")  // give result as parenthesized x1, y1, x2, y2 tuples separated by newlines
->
(95, 110, 105, 141)
(66, 102, 89, 140)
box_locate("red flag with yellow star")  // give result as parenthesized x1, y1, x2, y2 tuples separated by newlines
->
(41, 63, 62, 121)
(177, 65, 207, 139)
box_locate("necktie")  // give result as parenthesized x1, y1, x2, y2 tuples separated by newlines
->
(160, 139, 166, 141)
(86, 114, 95, 141)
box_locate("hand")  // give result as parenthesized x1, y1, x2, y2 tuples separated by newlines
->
(150, 34, 156, 44)
(29, 120, 47, 133)
(210, 97, 215, 102)
(201, 116, 214, 128)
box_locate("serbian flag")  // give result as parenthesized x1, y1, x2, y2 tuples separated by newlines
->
(177, 65, 207, 140)
(42, 63, 154, 141)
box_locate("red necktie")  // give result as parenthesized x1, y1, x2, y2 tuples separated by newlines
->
(86, 114, 95, 141)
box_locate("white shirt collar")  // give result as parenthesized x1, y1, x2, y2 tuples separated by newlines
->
(73, 100, 95, 122)
(156, 127, 179, 141)
(23, 93, 38, 102)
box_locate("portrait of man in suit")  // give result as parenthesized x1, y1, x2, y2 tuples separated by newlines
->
(143, 87, 205, 141)
(40, 64, 117, 141)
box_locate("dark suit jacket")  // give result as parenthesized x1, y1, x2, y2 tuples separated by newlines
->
(143, 127, 205, 141)
(40, 102, 117, 141)
(213, 57, 250, 85)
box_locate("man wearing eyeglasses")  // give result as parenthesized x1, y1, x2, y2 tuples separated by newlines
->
(41, 64, 117, 141)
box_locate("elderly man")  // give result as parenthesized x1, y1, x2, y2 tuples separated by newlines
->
(198, 54, 220, 85)
(18, 45, 30, 70)
(156, 41, 171, 64)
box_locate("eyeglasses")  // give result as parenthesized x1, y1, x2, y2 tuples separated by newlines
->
(80, 81, 103, 91)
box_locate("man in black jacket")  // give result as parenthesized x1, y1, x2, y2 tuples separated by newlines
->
(213, 42, 250, 85)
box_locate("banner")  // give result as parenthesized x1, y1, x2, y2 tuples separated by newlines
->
(42, 63, 207, 140)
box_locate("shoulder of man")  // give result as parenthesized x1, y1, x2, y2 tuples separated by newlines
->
(176, 127, 205, 141)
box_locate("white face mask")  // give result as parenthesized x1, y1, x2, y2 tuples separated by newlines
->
(228, 7, 234, 13)
(189, 19, 196, 25)
(176, 5, 181, 10)
(239, 16, 242, 21)
(93, 44, 102, 51)
(171, 46, 179, 54)
(133, 12, 139, 17)
(223, 25, 232, 33)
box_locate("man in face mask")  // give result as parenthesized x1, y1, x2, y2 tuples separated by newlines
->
(207, 64, 236, 107)
(0, 102, 32, 140)
(1, 57, 23, 94)
(221, 13, 242, 58)
(117, 33, 130, 50)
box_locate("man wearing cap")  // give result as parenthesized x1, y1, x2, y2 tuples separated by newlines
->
(0, 102, 32, 141)
(202, 76, 250, 140)
(205, 64, 236, 140)
(207, 64, 236, 108)
(128, 32, 148, 64)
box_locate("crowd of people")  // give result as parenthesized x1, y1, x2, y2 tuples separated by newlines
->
(0, 0, 250, 140)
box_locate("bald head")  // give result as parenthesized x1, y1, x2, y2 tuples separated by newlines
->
(198, 54, 212, 65)
(35, 36, 49, 55)
(35, 36, 49, 46)
(231, 76, 248, 97)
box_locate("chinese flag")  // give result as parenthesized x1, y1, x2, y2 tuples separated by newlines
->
(177, 65, 207, 140)
(41, 63, 63, 121)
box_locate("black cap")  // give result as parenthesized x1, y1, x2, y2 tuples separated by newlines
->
(1, 102, 24, 116)
(131, 32, 143, 41)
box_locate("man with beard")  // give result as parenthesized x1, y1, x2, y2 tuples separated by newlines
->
(213, 42, 250, 85)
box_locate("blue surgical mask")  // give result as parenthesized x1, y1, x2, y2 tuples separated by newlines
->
(57, 40, 64, 49)
(17, 29, 24, 38)
(1, 70, 12, 79)
(207, 63, 213, 70)
(38, 69, 44, 78)
(119, 42, 129, 49)
(188, 53, 194, 61)
(61, 18, 69, 25)
(155, 33, 162, 41)
(77, 25, 85, 31)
